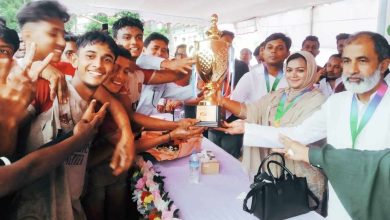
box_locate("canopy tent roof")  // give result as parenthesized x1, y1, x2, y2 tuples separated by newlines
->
(59, 0, 342, 25)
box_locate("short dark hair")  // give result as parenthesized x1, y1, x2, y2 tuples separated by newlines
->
(253, 41, 266, 56)
(329, 53, 342, 60)
(302, 35, 320, 48)
(112, 16, 144, 38)
(76, 31, 118, 58)
(117, 45, 132, 60)
(175, 44, 186, 54)
(144, 32, 169, 48)
(0, 17, 6, 26)
(221, 30, 235, 39)
(0, 25, 20, 53)
(264, 33, 292, 50)
(253, 45, 261, 56)
(336, 33, 350, 41)
(345, 31, 390, 62)
(17, 0, 69, 27)
(176, 44, 186, 50)
(64, 33, 78, 42)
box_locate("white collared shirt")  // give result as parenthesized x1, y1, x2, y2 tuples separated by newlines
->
(318, 77, 343, 98)
(136, 82, 195, 115)
(136, 54, 165, 70)
(231, 63, 288, 103)
(385, 73, 390, 84)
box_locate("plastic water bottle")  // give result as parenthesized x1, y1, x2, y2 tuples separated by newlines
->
(189, 152, 200, 184)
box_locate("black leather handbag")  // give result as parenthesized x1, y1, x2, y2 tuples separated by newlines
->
(243, 153, 319, 220)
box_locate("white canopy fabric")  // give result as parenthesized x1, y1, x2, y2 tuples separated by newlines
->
(58, 0, 342, 25)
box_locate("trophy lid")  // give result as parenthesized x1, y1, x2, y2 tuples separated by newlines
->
(205, 14, 221, 40)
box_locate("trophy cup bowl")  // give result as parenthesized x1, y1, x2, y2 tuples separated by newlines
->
(193, 14, 230, 127)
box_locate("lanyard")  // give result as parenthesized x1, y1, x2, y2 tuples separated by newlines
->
(264, 66, 283, 93)
(350, 81, 388, 148)
(274, 87, 313, 127)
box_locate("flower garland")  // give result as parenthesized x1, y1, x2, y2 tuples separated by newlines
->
(131, 156, 181, 220)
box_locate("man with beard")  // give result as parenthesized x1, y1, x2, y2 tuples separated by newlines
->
(318, 54, 344, 97)
(218, 31, 390, 220)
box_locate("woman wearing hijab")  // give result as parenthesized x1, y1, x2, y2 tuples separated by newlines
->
(217, 51, 328, 216)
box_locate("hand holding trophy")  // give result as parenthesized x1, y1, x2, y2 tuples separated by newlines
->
(194, 14, 230, 127)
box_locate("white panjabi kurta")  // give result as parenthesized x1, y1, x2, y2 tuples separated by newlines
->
(243, 87, 390, 220)
(230, 63, 288, 103)
(317, 77, 344, 98)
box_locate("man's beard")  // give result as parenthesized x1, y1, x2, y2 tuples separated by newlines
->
(326, 74, 338, 81)
(342, 68, 381, 94)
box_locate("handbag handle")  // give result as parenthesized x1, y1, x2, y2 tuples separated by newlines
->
(243, 181, 266, 213)
(266, 160, 294, 183)
(257, 152, 286, 175)
(267, 161, 320, 210)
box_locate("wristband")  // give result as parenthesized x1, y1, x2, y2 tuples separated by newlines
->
(0, 157, 11, 166)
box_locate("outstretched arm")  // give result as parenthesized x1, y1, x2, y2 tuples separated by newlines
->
(94, 86, 135, 176)
(0, 100, 107, 196)
(146, 69, 187, 85)
(117, 93, 197, 131)
(135, 126, 204, 152)
(219, 97, 247, 119)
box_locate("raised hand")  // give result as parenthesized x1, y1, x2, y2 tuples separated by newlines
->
(177, 118, 198, 129)
(36, 64, 69, 103)
(161, 57, 195, 74)
(0, 45, 52, 154)
(0, 44, 53, 126)
(110, 134, 135, 176)
(73, 99, 109, 139)
(272, 134, 310, 163)
(170, 126, 205, 140)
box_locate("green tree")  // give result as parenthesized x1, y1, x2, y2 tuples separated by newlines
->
(0, 0, 31, 31)
(65, 14, 78, 33)
(84, 11, 140, 33)
(387, 25, 390, 36)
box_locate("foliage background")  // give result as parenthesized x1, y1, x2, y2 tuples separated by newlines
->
(0, 0, 31, 31)
(0, 0, 169, 39)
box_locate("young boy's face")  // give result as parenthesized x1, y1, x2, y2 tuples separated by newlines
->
(143, 39, 168, 59)
(73, 42, 115, 88)
(61, 41, 77, 63)
(0, 39, 15, 60)
(115, 26, 143, 58)
(22, 18, 65, 62)
(103, 55, 130, 94)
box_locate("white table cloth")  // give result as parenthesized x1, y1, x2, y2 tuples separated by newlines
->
(155, 137, 323, 220)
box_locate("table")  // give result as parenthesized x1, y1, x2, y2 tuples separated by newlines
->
(156, 137, 324, 220)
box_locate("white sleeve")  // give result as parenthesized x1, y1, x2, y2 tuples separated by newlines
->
(162, 83, 196, 100)
(243, 100, 328, 147)
(231, 73, 250, 102)
(136, 54, 164, 70)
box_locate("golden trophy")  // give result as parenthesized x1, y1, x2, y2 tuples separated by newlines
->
(194, 14, 229, 127)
